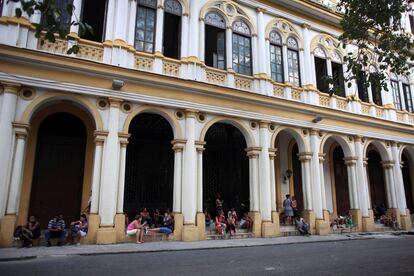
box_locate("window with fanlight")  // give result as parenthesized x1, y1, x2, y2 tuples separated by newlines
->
(134, 0, 157, 53)
(391, 73, 402, 110)
(269, 31, 283, 83)
(232, 20, 252, 76)
(163, 0, 182, 59)
(402, 76, 413, 113)
(287, 37, 300, 86)
(205, 12, 226, 70)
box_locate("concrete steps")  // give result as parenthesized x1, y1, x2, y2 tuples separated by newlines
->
(205, 228, 254, 240)
(280, 225, 301, 237)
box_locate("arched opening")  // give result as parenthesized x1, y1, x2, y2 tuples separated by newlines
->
(291, 143, 304, 212)
(332, 145, 350, 216)
(203, 123, 249, 216)
(29, 113, 87, 228)
(367, 148, 387, 209)
(124, 113, 174, 221)
(402, 151, 414, 213)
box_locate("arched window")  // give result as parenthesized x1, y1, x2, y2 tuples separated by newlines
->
(163, 0, 182, 59)
(390, 73, 402, 110)
(331, 52, 345, 97)
(269, 31, 283, 83)
(402, 76, 413, 113)
(134, 0, 157, 53)
(80, 0, 108, 42)
(205, 12, 226, 70)
(287, 37, 300, 86)
(314, 47, 328, 93)
(232, 20, 252, 76)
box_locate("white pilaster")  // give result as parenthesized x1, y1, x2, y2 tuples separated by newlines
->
(246, 148, 260, 212)
(258, 122, 272, 221)
(0, 82, 20, 219)
(187, 0, 199, 59)
(282, 44, 289, 83)
(181, 14, 189, 59)
(301, 24, 313, 86)
(382, 162, 397, 209)
(354, 137, 370, 216)
(226, 27, 233, 70)
(127, 0, 138, 45)
(319, 154, 327, 210)
(256, 8, 266, 75)
(269, 149, 277, 211)
(299, 153, 313, 210)
(99, 98, 122, 226)
(116, 134, 129, 214)
(172, 140, 185, 213)
(309, 129, 323, 219)
(154, 5, 164, 54)
(5, 126, 28, 215)
(196, 142, 205, 213)
(344, 158, 359, 209)
(391, 143, 408, 215)
(90, 132, 106, 214)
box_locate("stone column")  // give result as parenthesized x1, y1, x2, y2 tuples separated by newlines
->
(187, 0, 199, 60)
(127, 0, 138, 46)
(0, 124, 28, 247)
(171, 139, 186, 240)
(344, 157, 362, 231)
(195, 141, 206, 240)
(181, 13, 189, 59)
(246, 147, 261, 237)
(0, 82, 20, 220)
(153, 3, 165, 74)
(88, 131, 107, 244)
(96, 98, 122, 244)
(390, 142, 408, 215)
(114, 133, 130, 242)
(319, 154, 330, 222)
(256, 8, 266, 75)
(382, 160, 401, 227)
(298, 152, 315, 233)
(301, 23, 313, 86)
(269, 148, 280, 236)
(282, 43, 289, 83)
(399, 160, 413, 230)
(181, 110, 199, 241)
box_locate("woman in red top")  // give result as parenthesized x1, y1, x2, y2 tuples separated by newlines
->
(215, 210, 227, 239)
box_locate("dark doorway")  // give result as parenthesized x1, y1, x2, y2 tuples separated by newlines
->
(332, 146, 350, 216)
(291, 143, 304, 211)
(205, 25, 226, 70)
(163, 11, 181, 59)
(402, 153, 414, 213)
(315, 57, 328, 93)
(124, 113, 174, 221)
(367, 149, 387, 208)
(203, 123, 249, 216)
(29, 113, 86, 228)
(80, 0, 108, 42)
(332, 62, 345, 97)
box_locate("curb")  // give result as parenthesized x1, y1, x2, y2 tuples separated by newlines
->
(0, 256, 37, 262)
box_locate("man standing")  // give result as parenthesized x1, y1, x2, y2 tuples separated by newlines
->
(45, 214, 66, 246)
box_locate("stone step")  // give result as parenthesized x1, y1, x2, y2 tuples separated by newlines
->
(206, 232, 254, 240)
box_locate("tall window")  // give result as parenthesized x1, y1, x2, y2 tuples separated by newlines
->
(163, 0, 182, 59)
(402, 76, 413, 113)
(135, 0, 157, 53)
(391, 74, 402, 110)
(287, 37, 300, 86)
(357, 70, 369, 103)
(205, 12, 226, 70)
(371, 82, 382, 106)
(232, 20, 252, 76)
(0, 0, 4, 17)
(269, 31, 283, 83)
(314, 47, 328, 93)
(81, 0, 108, 42)
(332, 61, 345, 97)
(409, 15, 414, 34)
(41, 0, 73, 32)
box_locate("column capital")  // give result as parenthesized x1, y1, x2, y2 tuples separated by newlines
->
(309, 128, 320, 136)
(344, 156, 358, 166)
(94, 130, 108, 145)
(13, 121, 29, 139)
(108, 97, 123, 108)
(381, 160, 395, 169)
(353, 135, 364, 142)
(1, 82, 21, 94)
(302, 23, 311, 29)
(298, 152, 312, 161)
(195, 140, 206, 152)
(171, 139, 187, 152)
(245, 147, 261, 158)
(256, 7, 266, 13)
(118, 132, 131, 146)
(269, 148, 277, 159)
(390, 141, 400, 148)
(259, 120, 271, 128)
(185, 109, 198, 118)
(319, 153, 326, 163)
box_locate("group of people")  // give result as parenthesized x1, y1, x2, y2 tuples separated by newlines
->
(126, 208, 175, 244)
(282, 194, 298, 225)
(330, 214, 354, 230)
(373, 204, 400, 230)
(14, 213, 88, 247)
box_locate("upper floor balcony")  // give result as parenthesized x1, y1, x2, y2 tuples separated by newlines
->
(0, 0, 413, 127)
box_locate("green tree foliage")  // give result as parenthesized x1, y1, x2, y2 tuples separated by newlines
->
(337, 0, 414, 94)
(12, 0, 92, 54)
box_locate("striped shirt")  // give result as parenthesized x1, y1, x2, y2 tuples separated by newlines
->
(47, 218, 66, 230)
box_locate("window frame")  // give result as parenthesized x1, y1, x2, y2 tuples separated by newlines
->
(134, 0, 157, 54)
(204, 11, 226, 70)
(287, 37, 301, 87)
(269, 31, 284, 83)
(232, 20, 252, 76)
(162, 0, 182, 59)
(391, 80, 402, 110)
(402, 82, 413, 113)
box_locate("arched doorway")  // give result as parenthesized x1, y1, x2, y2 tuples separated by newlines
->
(203, 123, 249, 216)
(29, 112, 87, 228)
(367, 148, 387, 208)
(291, 143, 304, 212)
(402, 151, 414, 213)
(331, 145, 350, 216)
(124, 113, 174, 221)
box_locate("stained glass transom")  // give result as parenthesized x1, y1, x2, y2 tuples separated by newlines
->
(314, 47, 326, 58)
(287, 37, 298, 49)
(205, 12, 226, 29)
(232, 20, 251, 36)
(269, 31, 282, 45)
(165, 0, 182, 15)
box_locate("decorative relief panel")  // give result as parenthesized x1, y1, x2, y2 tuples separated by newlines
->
(163, 60, 180, 77)
(206, 68, 226, 85)
(38, 39, 68, 54)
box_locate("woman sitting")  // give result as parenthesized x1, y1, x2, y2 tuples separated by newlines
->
(69, 214, 89, 245)
(215, 210, 227, 239)
(14, 215, 41, 248)
(127, 215, 145, 244)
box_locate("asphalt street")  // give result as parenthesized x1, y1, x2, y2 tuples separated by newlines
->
(1, 235, 414, 275)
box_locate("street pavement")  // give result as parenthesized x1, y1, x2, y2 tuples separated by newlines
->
(0, 233, 413, 275)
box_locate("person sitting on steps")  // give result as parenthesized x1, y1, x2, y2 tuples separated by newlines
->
(147, 213, 175, 235)
(127, 214, 146, 244)
(45, 214, 66, 247)
(68, 214, 88, 245)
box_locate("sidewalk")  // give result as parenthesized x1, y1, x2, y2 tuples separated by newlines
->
(0, 233, 379, 262)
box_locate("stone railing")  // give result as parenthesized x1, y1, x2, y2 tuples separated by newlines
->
(409, 114, 414, 125)
(336, 97, 347, 111)
(235, 74, 253, 91)
(360, 102, 371, 115)
(396, 111, 405, 123)
(205, 67, 227, 86)
(291, 87, 303, 101)
(37, 38, 68, 55)
(375, 106, 385, 119)
(77, 39, 104, 62)
(273, 83, 285, 97)
(319, 93, 330, 107)
(163, 58, 180, 77)
(135, 52, 154, 71)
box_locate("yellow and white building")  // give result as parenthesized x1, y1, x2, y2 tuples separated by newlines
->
(0, 0, 413, 247)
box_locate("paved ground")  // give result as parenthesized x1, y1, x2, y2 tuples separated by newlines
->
(0, 234, 413, 275)
(0, 233, 413, 275)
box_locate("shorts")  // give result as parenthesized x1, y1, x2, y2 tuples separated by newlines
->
(159, 227, 172, 234)
(80, 230, 87, 237)
(127, 229, 139, 235)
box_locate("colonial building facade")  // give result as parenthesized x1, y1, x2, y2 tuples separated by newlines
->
(0, 0, 413, 246)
